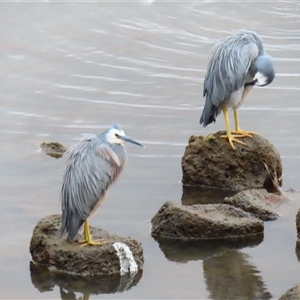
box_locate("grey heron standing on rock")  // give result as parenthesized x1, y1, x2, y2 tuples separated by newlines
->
(60, 122, 144, 246)
(200, 29, 275, 150)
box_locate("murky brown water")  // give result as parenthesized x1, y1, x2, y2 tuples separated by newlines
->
(1, 1, 300, 299)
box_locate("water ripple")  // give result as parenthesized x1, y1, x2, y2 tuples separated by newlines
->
(136, 41, 197, 56)
(57, 95, 195, 110)
(54, 83, 98, 92)
(72, 74, 128, 82)
(100, 63, 142, 71)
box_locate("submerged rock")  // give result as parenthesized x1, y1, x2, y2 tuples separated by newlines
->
(151, 201, 264, 239)
(279, 283, 300, 300)
(181, 132, 282, 193)
(40, 142, 67, 159)
(29, 215, 144, 276)
(224, 189, 288, 221)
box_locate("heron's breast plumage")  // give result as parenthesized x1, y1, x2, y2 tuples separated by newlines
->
(108, 143, 126, 184)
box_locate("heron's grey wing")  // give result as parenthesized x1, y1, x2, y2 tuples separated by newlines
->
(60, 136, 116, 241)
(200, 41, 259, 126)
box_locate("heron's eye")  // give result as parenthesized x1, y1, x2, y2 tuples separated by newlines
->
(115, 133, 120, 138)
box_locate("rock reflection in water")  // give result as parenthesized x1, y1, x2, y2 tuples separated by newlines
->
(181, 186, 237, 206)
(29, 261, 143, 299)
(153, 234, 263, 263)
(153, 235, 271, 299)
(204, 251, 272, 300)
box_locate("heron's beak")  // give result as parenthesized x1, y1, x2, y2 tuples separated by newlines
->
(120, 135, 145, 148)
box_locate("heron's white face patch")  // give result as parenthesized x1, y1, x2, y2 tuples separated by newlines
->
(254, 72, 268, 86)
(106, 128, 126, 144)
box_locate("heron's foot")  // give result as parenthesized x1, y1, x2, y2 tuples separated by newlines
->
(220, 134, 248, 150)
(79, 238, 109, 247)
(232, 130, 256, 138)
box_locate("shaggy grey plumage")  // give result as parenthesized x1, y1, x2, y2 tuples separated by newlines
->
(200, 29, 275, 126)
(60, 123, 144, 242)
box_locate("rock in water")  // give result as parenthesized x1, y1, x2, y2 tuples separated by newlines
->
(279, 283, 300, 300)
(151, 201, 264, 239)
(40, 142, 67, 159)
(224, 189, 288, 221)
(181, 132, 282, 193)
(29, 215, 144, 276)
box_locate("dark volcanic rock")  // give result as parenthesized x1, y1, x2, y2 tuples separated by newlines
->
(224, 189, 288, 221)
(279, 283, 300, 300)
(151, 201, 264, 239)
(30, 215, 144, 276)
(181, 132, 282, 193)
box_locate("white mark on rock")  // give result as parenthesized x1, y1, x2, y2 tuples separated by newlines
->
(113, 242, 138, 276)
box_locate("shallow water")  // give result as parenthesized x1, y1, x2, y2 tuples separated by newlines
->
(1, 1, 300, 299)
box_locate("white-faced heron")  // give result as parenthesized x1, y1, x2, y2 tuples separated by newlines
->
(60, 122, 144, 246)
(200, 29, 275, 149)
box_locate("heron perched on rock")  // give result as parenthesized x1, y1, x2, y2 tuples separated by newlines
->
(60, 123, 144, 246)
(200, 29, 275, 150)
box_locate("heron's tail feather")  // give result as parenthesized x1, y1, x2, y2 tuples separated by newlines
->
(60, 205, 84, 242)
(200, 101, 218, 126)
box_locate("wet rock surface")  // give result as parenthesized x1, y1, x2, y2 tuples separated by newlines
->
(224, 189, 288, 221)
(40, 142, 67, 159)
(181, 132, 282, 193)
(30, 215, 144, 276)
(279, 283, 300, 300)
(151, 200, 264, 239)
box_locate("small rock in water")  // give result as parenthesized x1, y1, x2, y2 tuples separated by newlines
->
(151, 200, 264, 239)
(224, 189, 289, 221)
(40, 142, 67, 159)
(181, 132, 282, 193)
(278, 283, 300, 300)
(29, 215, 144, 276)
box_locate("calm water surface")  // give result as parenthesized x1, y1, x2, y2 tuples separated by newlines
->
(1, 1, 300, 299)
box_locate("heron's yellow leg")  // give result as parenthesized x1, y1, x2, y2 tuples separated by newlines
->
(220, 106, 247, 150)
(79, 220, 108, 246)
(232, 109, 256, 137)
